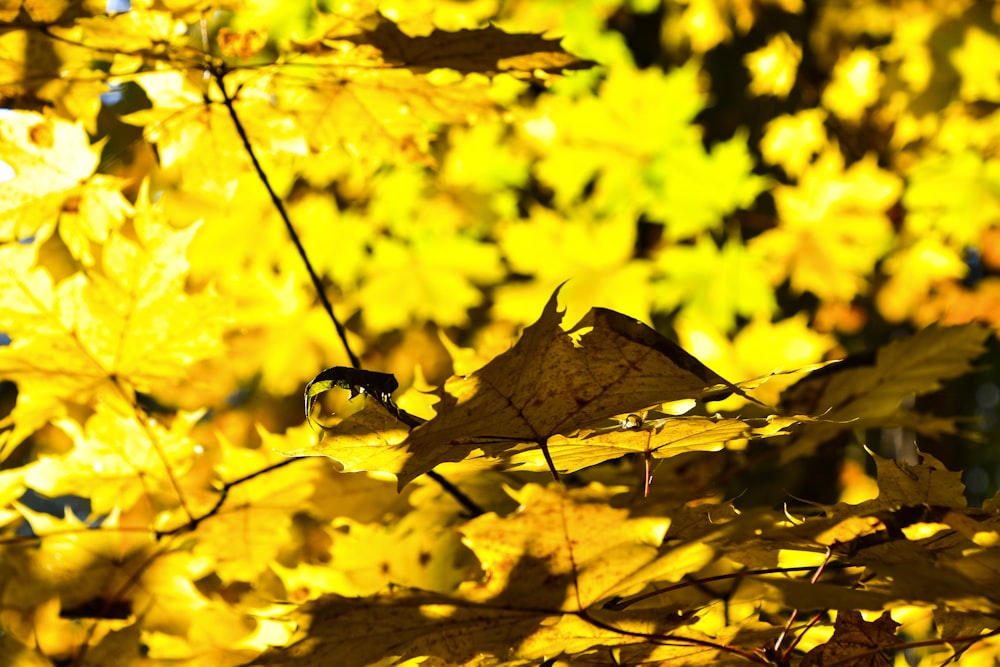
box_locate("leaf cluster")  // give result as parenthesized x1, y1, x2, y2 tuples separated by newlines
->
(0, 1, 998, 667)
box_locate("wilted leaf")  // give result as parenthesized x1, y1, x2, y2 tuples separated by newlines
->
(855, 449, 968, 513)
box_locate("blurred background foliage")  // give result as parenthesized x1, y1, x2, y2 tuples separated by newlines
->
(4, 0, 1000, 498)
(214, 0, 1000, 501)
(1, 1, 999, 663)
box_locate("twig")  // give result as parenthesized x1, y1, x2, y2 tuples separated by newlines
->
(155, 457, 302, 538)
(777, 547, 832, 661)
(426, 471, 483, 517)
(603, 563, 848, 611)
(211, 65, 361, 370)
(211, 64, 481, 514)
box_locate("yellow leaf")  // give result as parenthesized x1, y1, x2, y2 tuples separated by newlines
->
(0, 111, 98, 242)
(779, 325, 989, 461)
(745, 32, 801, 98)
(57, 175, 133, 266)
(760, 109, 828, 177)
(398, 290, 745, 486)
(24, 405, 202, 517)
(822, 48, 882, 122)
(193, 436, 320, 582)
(653, 233, 777, 332)
(461, 483, 667, 608)
(678, 0, 731, 53)
(904, 150, 1000, 246)
(505, 415, 753, 474)
(952, 25, 1000, 102)
(750, 148, 902, 301)
(495, 206, 653, 324)
(877, 234, 967, 322)
(359, 234, 503, 332)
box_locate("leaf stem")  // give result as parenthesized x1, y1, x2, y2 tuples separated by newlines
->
(112, 376, 196, 525)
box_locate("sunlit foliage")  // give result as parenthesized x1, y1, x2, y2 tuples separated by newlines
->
(1, 0, 999, 665)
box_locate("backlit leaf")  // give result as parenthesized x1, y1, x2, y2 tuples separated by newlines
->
(0, 111, 98, 243)
(398, 289, 745, 486)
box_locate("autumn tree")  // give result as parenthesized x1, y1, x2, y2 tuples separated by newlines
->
(1, 1, 999, 665)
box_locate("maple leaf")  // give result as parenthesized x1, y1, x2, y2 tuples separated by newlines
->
(778, 323, 989, 461)
(653, 233, 777, 333)
(394, 289, 748, 487)
(749, 148, 902, 302)
(190, 439, 321, 583)
(849, 449, 968, 516)
(23, 404, 200, 518)
(0, 207, 226, 418)
(904, 150, 1000, 247)
(0, 111, 99, 243)
(496, 207, 654, 326)
(504, 415, 754, 475)
(801, 610, 899, 666)
(822, 49, 882, 122)
(459, 484, 668, 609)
(252, 484, 691, 667)
(760, 109, 828, 178)
(744, 32, 801, 98)
(339, 14, 596, 76)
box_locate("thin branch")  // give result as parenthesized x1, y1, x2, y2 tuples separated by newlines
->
(210, 63, 484, 516)
(578, 609, 769, 664)
(210, 65, 361, 370)
(155, 457, 302, 538)
(603, 564, 849, 611)
(779, 547, 832, 661)
(111, 376, 195, 524)
(426, 471, 483, 517)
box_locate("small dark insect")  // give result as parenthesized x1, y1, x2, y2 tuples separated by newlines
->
(304, 366, 399, 421)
